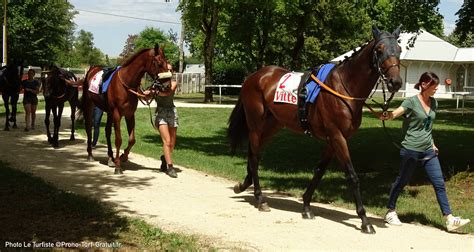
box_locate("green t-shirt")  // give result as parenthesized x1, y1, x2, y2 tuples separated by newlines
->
(400, 95, 437, 152)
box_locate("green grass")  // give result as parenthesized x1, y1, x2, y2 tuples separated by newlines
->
(0, 160, 212, 250)
(79, 98, 474, 233)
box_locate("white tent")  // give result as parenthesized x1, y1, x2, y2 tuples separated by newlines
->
(332, 30, 474, 99)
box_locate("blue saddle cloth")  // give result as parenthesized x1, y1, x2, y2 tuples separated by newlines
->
(305, 63, 335, 103)
(102, 66, 121, 94)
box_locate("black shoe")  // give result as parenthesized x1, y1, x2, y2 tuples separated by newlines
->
(165, 165, 178, 178)
(160, 155, 167, 172)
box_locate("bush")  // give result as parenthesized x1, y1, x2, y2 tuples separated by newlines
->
(212, 62, 247, 95)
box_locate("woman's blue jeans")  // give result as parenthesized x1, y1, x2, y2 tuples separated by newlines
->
(387, 147, 452, 215)
(92, 106, 103, 146)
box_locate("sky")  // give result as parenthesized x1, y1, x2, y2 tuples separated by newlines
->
(69, 0, 464, 58)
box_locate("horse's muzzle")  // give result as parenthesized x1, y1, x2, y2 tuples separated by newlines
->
(387, 76, 402, 93)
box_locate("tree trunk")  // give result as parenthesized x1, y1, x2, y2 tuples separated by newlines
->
(202, 2, 219, 103)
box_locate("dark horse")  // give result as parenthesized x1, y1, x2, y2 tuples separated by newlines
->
(227, 26, 403, 234)
(41, 65, 79, 147)
(81, 45, 171, 174)
(0, 64, 21, 131)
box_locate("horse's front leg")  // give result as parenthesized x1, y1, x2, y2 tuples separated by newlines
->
(331, 133, 375, 234)
(10, 93, 18, 128)
(52, 104, 64, 148)
(44, 101, 52, 143)
(302, 145, 334, 219)
(69, 103, 76, 141)
(112, 110, 123, 174)
(120, 115, 136, 163)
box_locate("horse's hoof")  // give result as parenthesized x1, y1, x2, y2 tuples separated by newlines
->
(258, 202, 271, 212)
(302, 211, 315, 219)
(119, 154, 128, 162)
(12, 124, 17, 129)
(107, 158, 116, 167)
(361, 224, 376, 234)
(70, 136, 75, 141)
(87, 155, 95, 162)
(4, 127, 9, 131)
(233, 183, 242, 194)
(47, 138, 52, 144)
(114, 168, 123, 175)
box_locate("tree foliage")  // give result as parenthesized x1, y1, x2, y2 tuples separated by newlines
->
(2, 0, 76, 66)
(453, 0, 473, 43)
(133, 27, 179, 67)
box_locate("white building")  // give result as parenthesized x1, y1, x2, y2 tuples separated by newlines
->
(332, 30, 474, 99)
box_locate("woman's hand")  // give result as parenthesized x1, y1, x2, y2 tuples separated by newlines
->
(433, 144, 439, 155)
(378, 112, 393, 121)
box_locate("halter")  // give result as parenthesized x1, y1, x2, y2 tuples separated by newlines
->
(372, 35, 401, 93)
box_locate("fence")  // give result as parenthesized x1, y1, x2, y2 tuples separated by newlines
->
(175, 72, 205, 94)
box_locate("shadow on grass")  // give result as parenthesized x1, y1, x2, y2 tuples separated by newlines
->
(0, 161, 129, 243)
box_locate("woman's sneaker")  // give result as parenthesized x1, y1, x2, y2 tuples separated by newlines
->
(446, 216, 470, 232)
(165, 164, 177, 178)
(385, 211, 402, 226)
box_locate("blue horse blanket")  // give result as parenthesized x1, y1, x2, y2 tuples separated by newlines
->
(101, 66, 121, 93)
(305, 63, 335, 103)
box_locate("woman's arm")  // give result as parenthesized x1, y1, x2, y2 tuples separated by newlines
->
(378, 106, 405, 120)
(158, 80, 177, 96)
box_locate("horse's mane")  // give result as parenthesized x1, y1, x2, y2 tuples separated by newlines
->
(339, 41, 370, 66)
(121, 48, 150, 67)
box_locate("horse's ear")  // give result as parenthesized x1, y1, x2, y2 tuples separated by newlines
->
(372, 25, 381, 39)
(154, 44, 160, 56)
(392, 25, 402, 38)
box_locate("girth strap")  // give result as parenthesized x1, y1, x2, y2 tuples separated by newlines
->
(297, 70, 314, 136)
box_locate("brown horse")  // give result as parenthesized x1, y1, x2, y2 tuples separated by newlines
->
(41, 65, 79, 148)
(81, 45, 171, 174)
(228, 26, 402, 234)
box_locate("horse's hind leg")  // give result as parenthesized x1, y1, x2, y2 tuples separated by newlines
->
(331, 133, 375, 234)
(245, 116, 281, 212)
(119, 115, 136, 163)
(105, 113, 115, 167)
(302, 145, 334, 219)
(3, 93, 10, 130)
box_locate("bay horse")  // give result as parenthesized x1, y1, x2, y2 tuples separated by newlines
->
(81, 45, 171, 174)
(0, 64, 21, 131)
(227, 26, 403, 234)
(41, 65, 79, 147)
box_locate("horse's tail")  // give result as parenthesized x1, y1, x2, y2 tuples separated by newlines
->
(227, 97, 248, 155)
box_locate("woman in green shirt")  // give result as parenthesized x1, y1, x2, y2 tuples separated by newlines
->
(379, 72, 470, 232)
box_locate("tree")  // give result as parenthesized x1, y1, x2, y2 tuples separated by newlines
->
(453, 0, 473, 42)
(119, 34, 138, 61)
(389, 0, 443, 36)
(179, 0, 224, 102)
(74, 30, 104, 66)
(2, 0, 76, 66)
(133, 27, 179, 67)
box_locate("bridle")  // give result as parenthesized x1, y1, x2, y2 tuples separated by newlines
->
(311, 35, 401, 105)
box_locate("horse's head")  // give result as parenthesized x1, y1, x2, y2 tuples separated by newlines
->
(147, 44, 173, 92)
(42, 65, 66, 98)
(372, 25, 403, 93)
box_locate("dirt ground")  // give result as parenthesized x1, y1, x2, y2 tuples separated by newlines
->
(0, 109, 472, 251)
